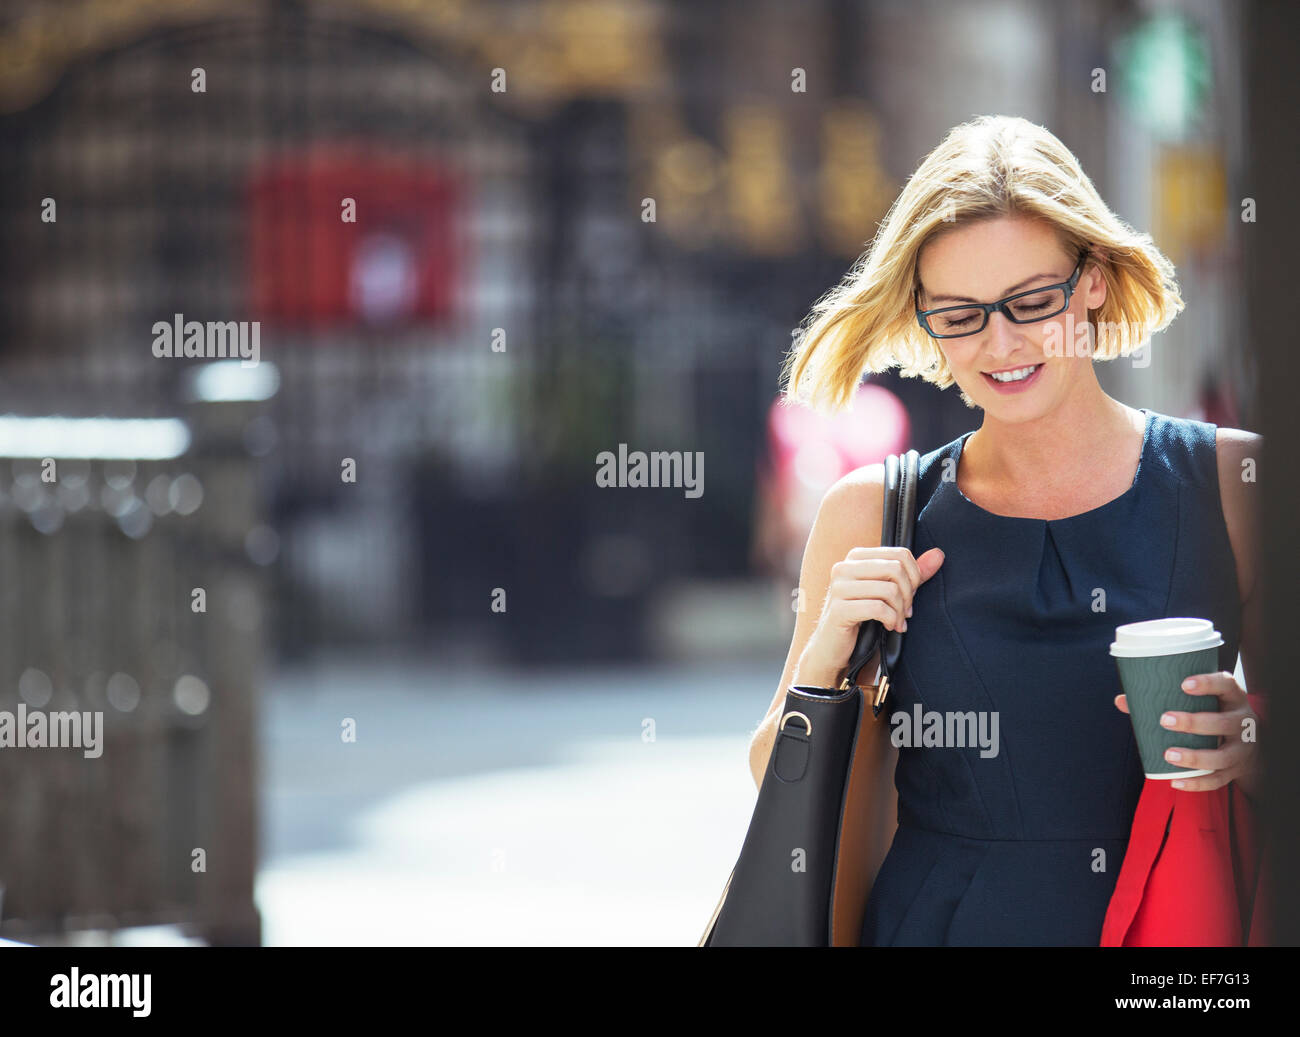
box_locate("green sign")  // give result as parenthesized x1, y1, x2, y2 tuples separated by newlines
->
(1114, 12, 1211, 141)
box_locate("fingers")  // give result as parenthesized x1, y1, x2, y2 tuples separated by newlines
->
(1160, 669, 1256, 735)
(845, 545, 923, 592)
(1159, 705, 1248, 738)
(1157, 670, 1260, 791)
(1113, 693, 1129, 714)
(1168, 769, 1237, 792)
(834, 556, 916, 609)
(917, 546, 946, 579)
(847, 548, 924, 590)
(826, 579, 908, 630)
(895, 546, 926, 589)
(827, 594, 905, 632)
(1180, 670, 1247, 706)
(1163, 738, 1247, 777)
(833, 546, 944, 631)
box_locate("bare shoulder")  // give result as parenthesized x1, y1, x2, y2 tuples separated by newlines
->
(1214, 427, 1261, 505)
(1215, 426, 1262, 605)
(1215, 425, 1263, 463)
(810, 462, 885, 556)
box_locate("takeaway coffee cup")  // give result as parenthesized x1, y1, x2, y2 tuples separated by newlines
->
(1109, 618, 1223, 779)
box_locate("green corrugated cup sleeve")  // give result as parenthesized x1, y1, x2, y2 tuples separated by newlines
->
(1114, 646, 1221, 778)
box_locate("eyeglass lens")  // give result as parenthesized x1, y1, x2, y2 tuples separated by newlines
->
(925, 287, 1068, 337)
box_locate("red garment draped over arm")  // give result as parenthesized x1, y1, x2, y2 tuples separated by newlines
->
(1101, 692, 1269, 946)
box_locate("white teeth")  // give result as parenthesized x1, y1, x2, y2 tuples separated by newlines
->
(988, 364, 1039, 383)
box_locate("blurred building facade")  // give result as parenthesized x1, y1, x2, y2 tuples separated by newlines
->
(0, 0, 1253, 674)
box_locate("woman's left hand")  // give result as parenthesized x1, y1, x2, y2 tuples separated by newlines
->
(1113, 670, 1261, 799)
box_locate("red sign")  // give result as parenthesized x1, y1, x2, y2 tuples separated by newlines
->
(247, 145, 463, 329)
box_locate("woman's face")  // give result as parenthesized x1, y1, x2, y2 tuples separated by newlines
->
(915, 216, 1108, 416)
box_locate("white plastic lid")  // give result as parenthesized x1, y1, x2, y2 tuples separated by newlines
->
(1109, 617, 1223, 658)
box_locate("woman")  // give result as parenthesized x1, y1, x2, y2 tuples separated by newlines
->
(749, 115, 1262, 946)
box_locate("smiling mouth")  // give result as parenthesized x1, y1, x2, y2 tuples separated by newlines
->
(983, 363, 1042, 381)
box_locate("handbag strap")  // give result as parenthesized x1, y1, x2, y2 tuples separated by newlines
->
(841, 448, 920, 710)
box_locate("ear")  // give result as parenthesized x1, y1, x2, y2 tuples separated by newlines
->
(1082, 246, 1109, 310)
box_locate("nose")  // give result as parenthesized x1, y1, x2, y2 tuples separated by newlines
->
(983, 307, 1023, 358)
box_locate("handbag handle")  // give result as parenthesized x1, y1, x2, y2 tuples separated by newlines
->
(840, 448, 919, 716)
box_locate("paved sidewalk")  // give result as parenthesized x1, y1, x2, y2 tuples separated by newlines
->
(256, 655, 780, 945)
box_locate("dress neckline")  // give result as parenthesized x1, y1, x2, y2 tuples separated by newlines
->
(950, 408, 1154, 523)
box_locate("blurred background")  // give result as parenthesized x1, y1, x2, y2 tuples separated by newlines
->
(0, 0, 1284, 945)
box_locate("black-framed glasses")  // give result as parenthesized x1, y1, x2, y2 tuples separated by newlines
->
(914, 251, 1090, 339)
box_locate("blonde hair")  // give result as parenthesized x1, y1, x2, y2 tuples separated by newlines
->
(780, 114, 1184, 413)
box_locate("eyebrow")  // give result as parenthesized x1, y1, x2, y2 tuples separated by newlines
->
(921, 270, 1066, 305)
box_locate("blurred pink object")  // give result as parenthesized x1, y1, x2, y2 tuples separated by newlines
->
(757, 382, 909, 576)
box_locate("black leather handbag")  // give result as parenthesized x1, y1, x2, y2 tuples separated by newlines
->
(699, 449, 919, 947)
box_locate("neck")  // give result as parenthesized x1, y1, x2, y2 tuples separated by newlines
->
(968, 388, 1136, 487)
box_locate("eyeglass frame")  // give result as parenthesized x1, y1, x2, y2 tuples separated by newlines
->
(913, 250, 1091, 339)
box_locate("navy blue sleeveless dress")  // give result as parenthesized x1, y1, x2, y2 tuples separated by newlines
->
(859, 408, 1243, 946)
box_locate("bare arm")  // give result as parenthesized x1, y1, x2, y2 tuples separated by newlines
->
(747, 465, 886, 788)
(1215, 427, 1261, 690)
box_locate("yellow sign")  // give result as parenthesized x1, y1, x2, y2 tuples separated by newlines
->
(1154, 145, 1227, 264)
